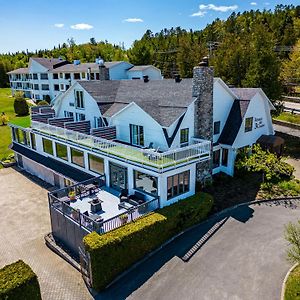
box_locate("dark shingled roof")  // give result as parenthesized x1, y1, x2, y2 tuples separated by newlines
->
(12, 143, 94, 182)
(127, 65, 154, 71)
(218, 99, 250, 145)
(31, 57, 69, 70)
(231, 88, 260, 100)
(78, 79, 195, 127)
(7, 67, 29, 75)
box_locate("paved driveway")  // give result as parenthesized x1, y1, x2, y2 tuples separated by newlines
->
(0, 168, 91, 300)
(99, 200, 300, 300)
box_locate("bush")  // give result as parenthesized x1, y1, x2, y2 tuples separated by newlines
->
(13, 93, 29, 116)
(84, 193, 213, 291)
(37, 100, 49, 106)
(0, 260, 41, 300)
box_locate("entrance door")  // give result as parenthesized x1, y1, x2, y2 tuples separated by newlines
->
(109, 163, 128, 191)
(53, 174, 60, 188)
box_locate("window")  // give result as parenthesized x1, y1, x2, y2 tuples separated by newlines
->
(56, 143, 68, 161)
(34, 84, 39, 90)
(213, 149, 220, 169)
(75, 90, 84, 109)
(60, 84, 64, 91)
(65, 73, 71, 79)
(81, 72, 86, 79)
(65, 85, 70, 90)
(40, 73, 48, 80)
(74, 73, 80, 80)
(41, 84, 49, 90)
(53, 73, 59, 79)
(59, 73, 63, 79)
(71, 148, 84, 167)
(96, 73, 100, 80)
(30, 133, 36, 150)
(214, 121, 221, 135)
(94, 117, 103, 128)
(180, 128, 189, 146)
(64, 111, 74, 118)
(76, 113, 85, 121)
(245, 117, 253, 132)
(167, 171, 190, 200)
(32, 73, 38, 80)
(42, 138, 53, 155)
(88, 154, 104, 174)
(35, 94, 40, 100)
(64, 178, 74, 187)
(134, 170, 158, 195)
(90, 73, 95, 80)
(130, 124, 144, 146)
(221, 148, 228, 167)
(42, 95, 49, 101)
(54, 84, 59, 91)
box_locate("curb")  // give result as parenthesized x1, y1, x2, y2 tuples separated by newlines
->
(281, 263, 299, 300)
(273, 119, 300, 130)
(106, 196, 300, 289)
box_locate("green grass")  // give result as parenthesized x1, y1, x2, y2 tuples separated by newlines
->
(285, 265, 300, 300)
(274, 112, 300, 125)
(0, 88, 30, 163)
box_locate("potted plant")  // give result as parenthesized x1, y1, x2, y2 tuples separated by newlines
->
(119, 214, 128, 224)
(0, 154, 16, 168)
(68, 190, 76, 201)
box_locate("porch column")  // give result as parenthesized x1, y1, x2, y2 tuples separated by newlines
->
(127, 165, 134, 194)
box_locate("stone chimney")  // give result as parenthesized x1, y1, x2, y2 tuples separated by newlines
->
(98, 59, 109, 80)
(193, 57, 214, 184)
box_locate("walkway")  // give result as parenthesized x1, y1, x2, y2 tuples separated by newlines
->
(274, 124, 300, 138)
(98, 200, 300, 300)
(0, 168, 91, 300)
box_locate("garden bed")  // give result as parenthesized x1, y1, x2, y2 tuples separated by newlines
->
(284, 264, 300, 300)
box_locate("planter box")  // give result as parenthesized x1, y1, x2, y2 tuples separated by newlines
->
(0, 160, 16, 168)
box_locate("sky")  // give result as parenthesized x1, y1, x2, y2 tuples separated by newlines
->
(0, 0, 297, 53)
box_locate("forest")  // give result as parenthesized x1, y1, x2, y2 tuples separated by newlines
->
(0, 4, 300, 101)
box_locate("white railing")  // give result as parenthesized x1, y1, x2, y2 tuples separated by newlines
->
(30, 121, 211, 171)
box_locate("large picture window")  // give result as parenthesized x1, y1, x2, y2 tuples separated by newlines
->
(42, 138, 53, 155)
(71, 148, 84, 167)
(75, 90, 84, 109)
(56, 143, 68, 161)
(245, 117, 253, 132)
(88, 154, 104, 174)
(167, 170, 190, 200)
(130, 124, 144, 146)
(134, 170, 157, 195)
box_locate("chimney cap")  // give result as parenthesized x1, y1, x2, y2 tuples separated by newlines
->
(143, 75, 149, 83)
(174, 74, 182, 83)
(199, 56, 209, 67)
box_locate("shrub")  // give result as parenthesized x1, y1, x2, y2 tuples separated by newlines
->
(0, 260, 41, 300)
(84, 193, 213, 291)
(13, 93, 29, 116)
(37, 100, 49, 106)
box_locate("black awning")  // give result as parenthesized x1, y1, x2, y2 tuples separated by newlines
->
(12, 143, 94, 182)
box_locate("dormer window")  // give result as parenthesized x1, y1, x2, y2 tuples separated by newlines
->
(75, 90, 84, 109)
(130, 124, 144, 146)
(245, 117, 253, 132)
(214, 121, 221, 135)
(180, 128, 189, 147)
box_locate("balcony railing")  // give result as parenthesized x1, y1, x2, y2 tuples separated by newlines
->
(31, 121, 211, 172)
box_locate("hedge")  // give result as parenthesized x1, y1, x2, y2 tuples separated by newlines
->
(0, 260, 41, 300)
(84, 193, 213, 291)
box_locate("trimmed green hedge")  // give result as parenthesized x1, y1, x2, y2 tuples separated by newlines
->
(84, 193, 213, 291)
(0, 260, 41, 300)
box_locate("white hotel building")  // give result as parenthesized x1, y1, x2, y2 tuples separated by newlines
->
(7, 57, 162, 101)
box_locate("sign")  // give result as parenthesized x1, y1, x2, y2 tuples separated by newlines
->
(254, 117, 265, 129)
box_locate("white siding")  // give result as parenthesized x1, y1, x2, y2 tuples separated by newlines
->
(109, 62, 133, 80)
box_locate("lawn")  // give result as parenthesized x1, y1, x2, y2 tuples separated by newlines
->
(274, 112, 300, 125)
(285, 264, 300, 300)
(0, 88, 30, 163)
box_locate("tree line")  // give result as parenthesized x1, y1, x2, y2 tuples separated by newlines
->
(0, 4, 300, 101)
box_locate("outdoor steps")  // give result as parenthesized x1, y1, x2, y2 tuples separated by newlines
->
(181, 217, 229, 262)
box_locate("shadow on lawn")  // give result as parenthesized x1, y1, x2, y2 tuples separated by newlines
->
(95, 204, 255, 300)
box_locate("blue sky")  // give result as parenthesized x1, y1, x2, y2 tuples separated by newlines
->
(0, 0, 296, 53)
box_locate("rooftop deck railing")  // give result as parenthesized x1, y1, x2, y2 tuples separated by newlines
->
(48, 176, 159, 234)
(31, 121, 211, 171)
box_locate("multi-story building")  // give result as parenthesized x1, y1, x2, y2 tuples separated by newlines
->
(7, 57, 162, 101)
(9, 59, 276, 253)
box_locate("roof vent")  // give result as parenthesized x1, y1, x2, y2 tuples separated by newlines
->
(143, 75, 149, 83)
(73, 60, 81, 65)
(96, 57, 105, 66)
(199, 56, 209, 67)
(174, 74, 181, 83)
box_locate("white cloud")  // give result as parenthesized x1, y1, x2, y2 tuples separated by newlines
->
(250, 2, 257, 5)
(70, 23, 93, 30)
(54, 23, 64, 28)
(264, 2, 270, 5)
(123, 18, 144, 23)
(191, 3, 238, 16)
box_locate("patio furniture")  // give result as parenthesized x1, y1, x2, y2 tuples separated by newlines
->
(89, 198, 103, 213)
(118, 201, 135, 210)
(119, 189, 129, 202)
(129, 191, 147, 205)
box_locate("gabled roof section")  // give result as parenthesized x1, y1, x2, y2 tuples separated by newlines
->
(78, 79, 195, 127)
(218, 99, 250, 145)
(7, 68, 29, 75)
(127, 65, 159, 72)
(230, 88, 260, 100)
(31, 57, 69, 70)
